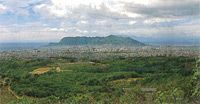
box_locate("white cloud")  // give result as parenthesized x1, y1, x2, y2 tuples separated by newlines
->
(0, 0, 42, 15)
(143, 18, 185, 25)
(0, 22, 81, 42)
(0, 0, 199, 43)
(77, 21, 88, 26)
(33, 0, 149, 20)
(125, 0, 200, 18)
(0, 4, 7, 14)
(44, 27, 68, 32)
(0, 18, 200, 43)
(0, 24, 10, 33)
(128, 21, 137, 25)
(0, 4, 6, 9)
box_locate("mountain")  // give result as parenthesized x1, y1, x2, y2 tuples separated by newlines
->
(49, 35, 145, 46)
(116, 35, 200, 45)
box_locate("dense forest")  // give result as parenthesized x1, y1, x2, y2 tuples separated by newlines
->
(0, 56, 199, 103)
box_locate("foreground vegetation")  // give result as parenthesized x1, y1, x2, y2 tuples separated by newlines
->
(0, 56, 199, 103)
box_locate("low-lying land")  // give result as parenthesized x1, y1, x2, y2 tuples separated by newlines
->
(0, 54, 199, 104)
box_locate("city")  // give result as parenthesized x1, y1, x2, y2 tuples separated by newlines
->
(1, 45, 199, 60)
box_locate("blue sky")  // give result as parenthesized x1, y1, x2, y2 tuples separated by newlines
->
(0, 0, 199, 43)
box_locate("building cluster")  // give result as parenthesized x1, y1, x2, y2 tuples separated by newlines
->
(0, 45, 199, 60)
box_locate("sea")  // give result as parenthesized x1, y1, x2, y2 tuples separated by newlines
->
(0, 43, 48, 51)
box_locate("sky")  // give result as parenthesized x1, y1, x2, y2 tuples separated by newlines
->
(0, 0, 199, 43)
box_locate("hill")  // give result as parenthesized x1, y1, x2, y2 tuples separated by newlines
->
(49, 35, 145, 46)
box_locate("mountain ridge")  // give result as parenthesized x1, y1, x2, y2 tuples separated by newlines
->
(49, 35, 145, 46)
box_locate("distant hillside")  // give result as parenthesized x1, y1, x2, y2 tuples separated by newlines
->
(49, 35, 145, 46)
(116, 35, 200, 45)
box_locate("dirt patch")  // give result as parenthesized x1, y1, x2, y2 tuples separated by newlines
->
(31, 67, 53, 74)
(31, 67, 72, 74)
(111, 78, 144, 83)
(56, 67, 61, 72)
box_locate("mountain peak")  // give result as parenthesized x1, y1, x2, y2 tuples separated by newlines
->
(107, 35, 116, 37)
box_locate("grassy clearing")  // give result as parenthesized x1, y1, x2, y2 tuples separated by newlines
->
(0, 87, 16, 104)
